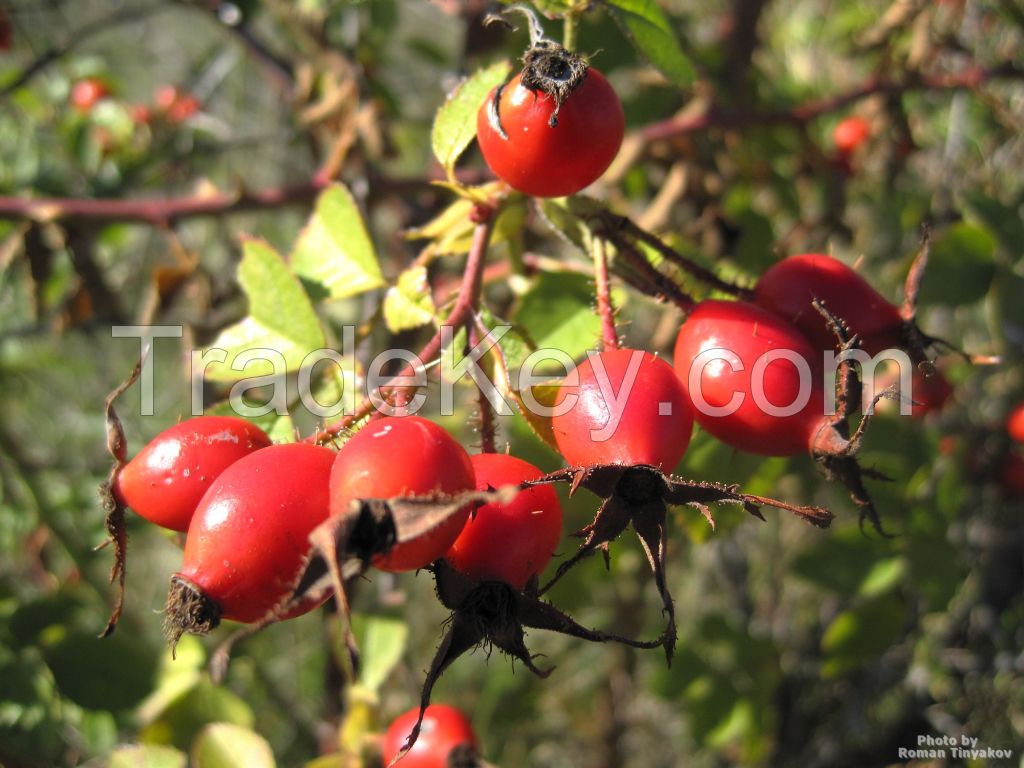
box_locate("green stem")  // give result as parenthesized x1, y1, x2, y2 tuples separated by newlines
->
(563, 12, 577, 52)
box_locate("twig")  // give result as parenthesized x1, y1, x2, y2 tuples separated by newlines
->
(638, 63, 1024, 143)
(592, 237, 620, 350)
(0, 180, 328, 227)
(306, 206, 497, 444)
(0, 3, 173, 97)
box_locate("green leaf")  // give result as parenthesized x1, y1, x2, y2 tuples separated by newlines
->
(963, 191, 1024, 254)
(356, 616, 409, 693)
(383, 266, 437, 332)
(917, 222, 996, 307)
(821, 593, 905, 677)
(192, 724, 275, 768)
(109, 744, 188, 768)
(605, 0, 695, 88)
(513, 272, 602, 368)
(140, 678, 254, 751)
(41, 628, 159, 711)
(202, 239, 326, 382)
(432, 61, 511, 176)
(291, 184, 384, 302)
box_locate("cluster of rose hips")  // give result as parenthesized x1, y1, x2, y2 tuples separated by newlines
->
(103, 11, 969, 764)
(70, 77, 200, 125)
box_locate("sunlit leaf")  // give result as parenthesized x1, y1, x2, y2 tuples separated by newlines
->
(432, 61, 511, 176)
(291, 184, 384, 302)
(192, 723, 275, 768)
(202, 239, 325, 382)
(605, 0, 696, 87)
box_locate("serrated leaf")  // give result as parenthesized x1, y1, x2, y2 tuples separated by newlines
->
(606, 0, 696, 88)
(918, 222, 996, 307)
(432, 61, 511, 176)
(291, 184, 384, 301)
(383, 266, 436, 332)
(357, 616, 408, 693)
(109, 744, 187, 768)
(203, 239, 325, 382)
(192, 723, 275, 768)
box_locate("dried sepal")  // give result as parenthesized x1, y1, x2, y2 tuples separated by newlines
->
(390, 560, 663, 766)
(98, 355, 146, 638)
(530, 464, 834, 662)
(208, 486, 520, 682)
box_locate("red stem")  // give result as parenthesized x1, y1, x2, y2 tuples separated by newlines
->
(593, 238, 620, 350)
(306, 208, 495, 444)
(0, 180, 329, 227)
(639, 64, 1024, 143)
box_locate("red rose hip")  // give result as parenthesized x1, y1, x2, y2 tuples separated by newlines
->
(329, 416, 475, 572)
(445, 453, 562, 590)
(113, 415, 272, 532)
(166, 443, 335, 634)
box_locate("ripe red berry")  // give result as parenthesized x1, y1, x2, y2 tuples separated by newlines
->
(673, 300, 827, 457)
(113, 416, 272, 532)
(753, 253, 904, 354)
(477, 68, 624, 197)
(329, 416, 475, 572)
(833, 116, 871, 155)
(1007, 403, 1024, 444)
(170, 443, 335, 626)
(382, 704, 479, 768)
(445, 453, 562, 590)
(552, 348, 694, 470)
(70, 78, 109, 112)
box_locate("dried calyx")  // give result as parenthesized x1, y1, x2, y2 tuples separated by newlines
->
(485, 4, 589, 127)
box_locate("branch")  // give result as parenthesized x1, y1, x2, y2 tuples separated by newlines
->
(306, 206, 496, 444)
(639, 63, 1024, 143)
(0, 180, 329, 227)
(0, 3, 173, 98)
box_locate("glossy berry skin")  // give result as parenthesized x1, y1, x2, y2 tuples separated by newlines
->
(1007, 403, 1024, 444)
(382, 705, 478, 768)
(477, 69, 624, 197)
(445, 453, 562, 591)
(329, 416, 475, 572)
(113, 416, 272, 532)
(834, 116, 871, 155)
(70, 78, 109, 112)
(753, 253, 903, 354)
(178, 443, 335, 623)
(674, 300, 825, 457)
(552, 348, 694, 470)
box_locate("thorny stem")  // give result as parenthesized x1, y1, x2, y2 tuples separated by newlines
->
(606, 214, 753, 300)
(592, 238, 620, 350)
(639, 63, 1024, 143)
(614, 242, 696, 312)
(470, 324, 498, 453)
(306, 207, 496, 444)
